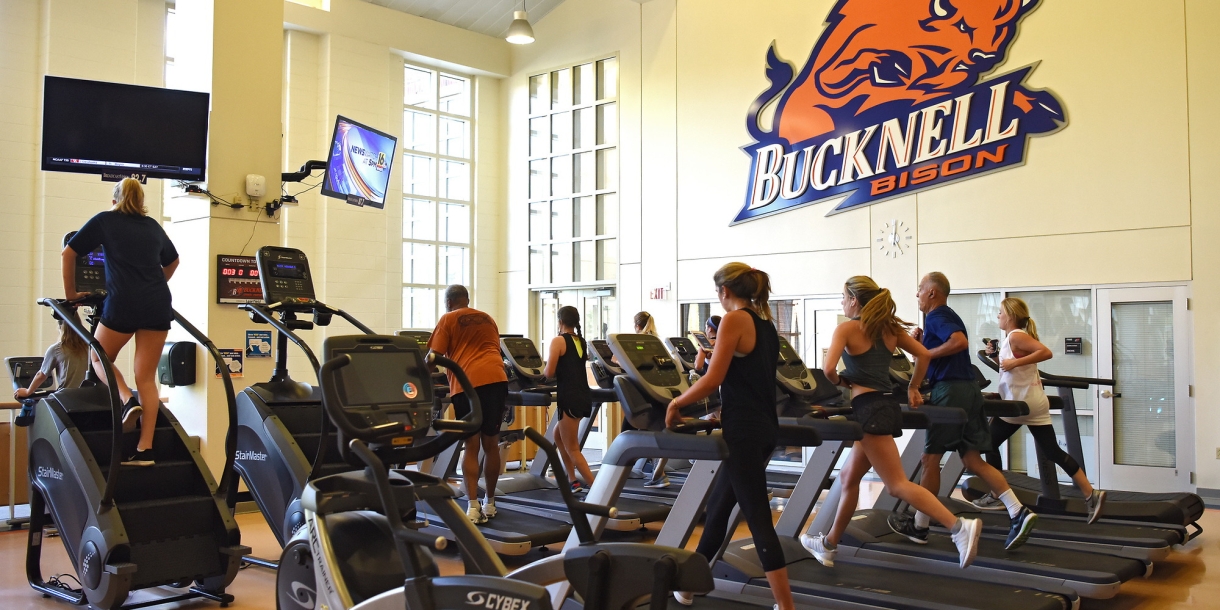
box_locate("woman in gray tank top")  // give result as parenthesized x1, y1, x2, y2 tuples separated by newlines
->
(801, 276, 982, 571)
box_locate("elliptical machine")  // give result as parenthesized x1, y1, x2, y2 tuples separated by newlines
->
(276, 332, 555, 610)
(26, 259, 248, 608)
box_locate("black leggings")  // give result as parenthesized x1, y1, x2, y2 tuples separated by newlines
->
(695, 436, 785, 572)
(985, 419, 1080, 477)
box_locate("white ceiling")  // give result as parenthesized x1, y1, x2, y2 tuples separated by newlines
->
(358, 0, 567, 39)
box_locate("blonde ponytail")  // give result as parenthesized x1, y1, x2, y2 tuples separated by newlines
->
(1001, 297, 1039, 341)
(112, 178, 147, 216)
(844, 276, 911, 340)
(58, 314, 88, 360)
(713, 262, 772, 320)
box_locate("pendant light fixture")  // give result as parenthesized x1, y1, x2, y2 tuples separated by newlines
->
(506, 0, 535, 45)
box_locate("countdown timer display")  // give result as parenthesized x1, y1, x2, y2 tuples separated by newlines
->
(216, 254, 264, 304)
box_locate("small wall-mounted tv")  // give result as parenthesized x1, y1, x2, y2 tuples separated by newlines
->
(41, 76, 210, 181)
(321, 115, 397, 209)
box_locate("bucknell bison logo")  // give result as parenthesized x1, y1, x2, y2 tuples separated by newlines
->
(736, 0, 1066, 223)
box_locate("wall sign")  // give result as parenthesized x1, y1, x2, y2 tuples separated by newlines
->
(216, 255, 263, 304)
(216, 349, 243, 378)
(736, 0, 1066, 223)
(246, 330, 273, 358)
(1065, 337, 1083, 355)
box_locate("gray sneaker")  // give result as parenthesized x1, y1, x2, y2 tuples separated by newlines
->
(971, 493, 1006, 511)
(644, 476, 671, 489)
(1086, 489, 1107, 525)
(801, 533, 837, 567)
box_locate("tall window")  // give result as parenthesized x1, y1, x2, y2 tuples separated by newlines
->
(527, 58, 618, 286)
(402, 65, 473, 329)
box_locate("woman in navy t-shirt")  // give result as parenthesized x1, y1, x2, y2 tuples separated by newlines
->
(64, 178, 179, 467)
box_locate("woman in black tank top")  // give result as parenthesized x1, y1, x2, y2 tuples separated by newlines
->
(543, 306, 595, 493)
(664, 263, 794, 610)
(800, 276, 981, 571)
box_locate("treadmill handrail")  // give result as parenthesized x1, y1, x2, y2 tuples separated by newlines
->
(172, 310, 240, 508)
(38, 297, 124, 510)
(976, 350, 1114, 388)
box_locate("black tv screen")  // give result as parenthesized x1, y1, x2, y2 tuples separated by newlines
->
(41, 76, 210, 181)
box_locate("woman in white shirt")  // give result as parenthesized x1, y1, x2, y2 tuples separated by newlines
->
(975, 297, 1106, 524)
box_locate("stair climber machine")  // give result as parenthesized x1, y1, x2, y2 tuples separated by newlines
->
(582, 333, 1076, 610)
(231, 246, 380, 571)
(26, 292, 250, 608)
(965, 350, 1204, 536)
(278, 332, 559, 610)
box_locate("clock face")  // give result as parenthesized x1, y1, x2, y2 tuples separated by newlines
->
(876, 220, 913, 258)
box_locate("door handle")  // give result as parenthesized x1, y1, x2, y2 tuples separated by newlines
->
(1101, 390, 1122, 399)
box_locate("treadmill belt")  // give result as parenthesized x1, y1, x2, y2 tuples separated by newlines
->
(970, 510, 1178, 547)
(620, 476, 684, 500)
(415, 500, 570, 547)
(1003, 472, 1203, 523)
(778, 559, 1067, 610)
(863, 531, 1142, 583)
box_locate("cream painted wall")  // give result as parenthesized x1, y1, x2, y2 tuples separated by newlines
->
(510, 0, 1220, 488)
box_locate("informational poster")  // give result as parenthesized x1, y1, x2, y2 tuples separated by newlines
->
(216, 349, 243, 378)
(246, 330, 273, 358)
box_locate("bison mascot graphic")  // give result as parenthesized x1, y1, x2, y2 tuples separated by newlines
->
(737, 0, 1066, 221)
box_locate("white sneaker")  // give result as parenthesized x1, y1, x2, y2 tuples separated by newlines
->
(484, 498, 497, 519)
(950, 518, 981, 568)
(800, 533, 837, 567)
(971, 493, 1006, 511)
(673, 591, 694, 606)
(466, 500, 487, 525)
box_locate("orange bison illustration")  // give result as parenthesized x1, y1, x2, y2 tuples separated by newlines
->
(776, 0, 1042, 145)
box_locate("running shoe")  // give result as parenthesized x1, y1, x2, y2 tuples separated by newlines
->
(887, 512, 929, 544)
(643, 476, 671, 489)
(673, 591, 694, 606)
(466, 500, 487, 525)
(1005, 506, 1039, 550)
(800, 533, 837, 567)
(483, 498, 497, 519)
(971, 493, 1006, 511)
(121, 397, 142, 434)
(122, 449, 155, 467)
(951, 518, 982, 568)
(1086, 489, 1107, 525)
(570, 481, 586, 494)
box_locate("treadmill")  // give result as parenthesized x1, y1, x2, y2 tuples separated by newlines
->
(964, 351, 1204, 536)
(602, 333, 1076, 610)
(489, 337, 672, 528)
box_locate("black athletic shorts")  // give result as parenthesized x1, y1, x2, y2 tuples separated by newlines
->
(849, 391, 904, 437)
(101, 316, 172, 334)
(450, 381, 509, 437)
(925, 380, 992, 455)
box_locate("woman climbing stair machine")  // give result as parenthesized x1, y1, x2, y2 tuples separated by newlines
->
(26, 292, 249, 609)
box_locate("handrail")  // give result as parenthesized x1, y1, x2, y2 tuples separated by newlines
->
(38, 297, 124, 510)
(976, 350, 1115, 388)
(172, 310, 239, 508)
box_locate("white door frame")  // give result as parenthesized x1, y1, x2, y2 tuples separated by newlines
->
(1095, 286, 1194, 492)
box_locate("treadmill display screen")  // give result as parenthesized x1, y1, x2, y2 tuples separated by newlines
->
(338, 350, 428, 407)
(272, 262, 306, 279)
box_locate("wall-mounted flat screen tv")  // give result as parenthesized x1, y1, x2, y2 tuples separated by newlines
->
(41, 76, 210, 181)
(321, 115, 397, 209)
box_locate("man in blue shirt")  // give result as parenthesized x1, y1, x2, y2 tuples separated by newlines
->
(890, 272, 1037, 551)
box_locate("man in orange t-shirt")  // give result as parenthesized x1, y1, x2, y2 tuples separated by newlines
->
(427, 284, 509, 524)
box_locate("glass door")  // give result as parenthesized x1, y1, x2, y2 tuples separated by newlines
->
(1096, 287, 1192, 492)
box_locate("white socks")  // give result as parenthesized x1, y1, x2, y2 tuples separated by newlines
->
(998, 489, 1022, 518)
(914, 511, 931, 529)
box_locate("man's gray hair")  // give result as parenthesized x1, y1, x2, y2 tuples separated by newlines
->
(923, 272, 951, 296)
(444, 284, 469, 303)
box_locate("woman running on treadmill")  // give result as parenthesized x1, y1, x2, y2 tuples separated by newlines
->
(693, 315, 720, 374)
(543, 306, 596, 494)
(627, 311, 671, 488)
(801, 276, 981, 569)
(666, 263, 795, 610)
(63, 178, 179, 466)
(976, 297, 1106, 523)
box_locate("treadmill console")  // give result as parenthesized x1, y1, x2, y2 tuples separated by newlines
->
(395, 330, 431, 349)
(257, 246, 317, 307)
(664, 337, 699, 371)
(322, 335, 435, 452)
(500, 337, 545, 380)
(589, 340, 622, 375)
(606, 333, 688, 403)
(63, 231, 106, 294)
(7, 357, 51, 392)
(776, 337, 816, 394)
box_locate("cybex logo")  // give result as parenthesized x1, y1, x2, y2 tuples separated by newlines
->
(287, 582, 316, 609)
(236, 450, 268, 462)
(466, 591, 532, 610)
(37, 466, 64, 480)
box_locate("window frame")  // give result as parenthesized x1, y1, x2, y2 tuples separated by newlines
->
(402, 62, 476, 330)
